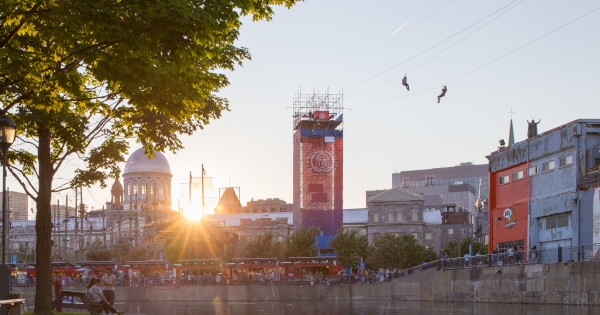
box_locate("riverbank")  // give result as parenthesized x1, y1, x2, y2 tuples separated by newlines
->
(14, 260, 600, 309)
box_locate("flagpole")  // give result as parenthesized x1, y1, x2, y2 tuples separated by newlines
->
(188, 171, 192, 204)
(202, 164, 205, 217)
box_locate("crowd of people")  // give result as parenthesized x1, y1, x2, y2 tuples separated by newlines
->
(439, 245, 540, 270)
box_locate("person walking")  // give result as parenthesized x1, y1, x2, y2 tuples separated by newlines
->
(529, 245, 539, 263)
(463, 252, 471, 268)
(102, 267, 117, 314)
(441, 251, 450, 270)
(54, 277, 63, 312)
(507, 245, 515, 265)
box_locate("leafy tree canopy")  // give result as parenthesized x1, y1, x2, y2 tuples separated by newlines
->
(443, 238, 487, 258)
(284, 227, 317, 258)
(329, 227, 368, 268)
(0, 1, 300, 313)
(85, 240, 112, 261)
(241, 232, 283, 259)
(366, 233, 436, 270)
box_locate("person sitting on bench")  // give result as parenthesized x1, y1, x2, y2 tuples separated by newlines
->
(86, 278, 124, 315)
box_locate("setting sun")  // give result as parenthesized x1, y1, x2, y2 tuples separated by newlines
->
(183, 204, 203, 221)
(182, 197, 218, 221)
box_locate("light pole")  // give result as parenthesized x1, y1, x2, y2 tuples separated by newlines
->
(0, 115, 16, 307)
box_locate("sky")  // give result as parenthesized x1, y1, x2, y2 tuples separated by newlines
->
(13, 1, 600, 218)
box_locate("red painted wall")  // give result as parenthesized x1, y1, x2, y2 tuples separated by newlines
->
(488, 162, 530, 252)
(293, 132, 343, 235)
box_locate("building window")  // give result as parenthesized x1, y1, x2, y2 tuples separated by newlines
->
(412, 232, 418, 240)
(425, 233, 432, 240)
(512, 170, 524, 181)
(528, 166, 538, 176)
(559, 155, 573, 167)
(397, 213, 403, 222)
(373, 233, 380, 241)
(373, 213, 379, 223)
(448, 229, 454, 235)
(461, 228, 466, 234)
(412, 212, 418, 221)
(545, 213, 569, 229)
(499, 175, 509, 185)
(388, 213, 393, 222)
(542, 160, 555, 172)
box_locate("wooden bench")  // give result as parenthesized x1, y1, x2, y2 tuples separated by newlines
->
(52, 290, 104, 315)
(0, 298, 26, 315)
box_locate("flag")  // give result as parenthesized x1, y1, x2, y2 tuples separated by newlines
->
(202, 164, 206, 176)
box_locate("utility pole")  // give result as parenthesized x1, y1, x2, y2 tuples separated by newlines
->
(202, 164, 205, 217)
(65, 194, 68, 262)
(79, 187, 84, 260)
(57, 198, 60, 261)
(74, 188, 78, 262)
(103, 206, 106, 247)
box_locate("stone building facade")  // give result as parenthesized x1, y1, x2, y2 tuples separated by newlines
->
(366, 188, 440, 252)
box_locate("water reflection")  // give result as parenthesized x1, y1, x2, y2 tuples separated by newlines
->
(118, 300, 598, 315)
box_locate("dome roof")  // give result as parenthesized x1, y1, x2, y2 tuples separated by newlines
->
(123, 148, 171, 176)
(111, 178, 123, 192)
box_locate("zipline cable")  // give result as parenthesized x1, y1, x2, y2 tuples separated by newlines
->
(346, 0, 523, 92)
(351, 4, 600, 110)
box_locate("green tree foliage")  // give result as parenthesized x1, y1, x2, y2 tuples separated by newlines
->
(422, 246, 439, 263)
(165, 238, 189, 263)
(122, 247, 151, 261)
(283, 227, 317, 258)
(241, 232, 283, 258)
(0, 1, 300, 313)
(329, 228, 368, 269)
(85, 240, 112, 261)
(444, 238, 488, 258)
(366, 234, 435, 270)
(13, 243, 36, 265)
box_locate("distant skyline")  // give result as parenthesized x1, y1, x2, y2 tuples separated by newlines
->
(11, 1, 600, 218)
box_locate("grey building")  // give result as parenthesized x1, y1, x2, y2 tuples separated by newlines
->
(3, 191, 29, 220)
(487, 119, 600, 261)
(392, 162, 488, 205)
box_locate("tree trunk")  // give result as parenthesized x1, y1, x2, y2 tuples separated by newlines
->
(34, 126, 54, 314)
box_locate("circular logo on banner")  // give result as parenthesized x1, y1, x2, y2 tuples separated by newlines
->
(310, 150, 335, 173)
(503, 207, 516, 228)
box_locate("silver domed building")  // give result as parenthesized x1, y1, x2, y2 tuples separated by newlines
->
(109, 148, 173, 251)
(122, 148, 172, 211)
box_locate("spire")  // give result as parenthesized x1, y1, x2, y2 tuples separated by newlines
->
(508, 119, 515, 146)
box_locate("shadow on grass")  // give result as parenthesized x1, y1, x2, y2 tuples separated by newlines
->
(24, 312, 89, 315)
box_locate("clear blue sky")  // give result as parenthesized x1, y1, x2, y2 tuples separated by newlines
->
(19, 1, 600, 217)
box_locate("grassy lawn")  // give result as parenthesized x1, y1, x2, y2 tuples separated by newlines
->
(24, 312, 89, 315)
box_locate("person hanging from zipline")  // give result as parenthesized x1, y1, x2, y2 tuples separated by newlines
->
(437, 85, 447, 103)
(402, 75, 410, 91)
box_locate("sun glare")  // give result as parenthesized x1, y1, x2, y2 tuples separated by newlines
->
(182, 197, 218, 221)
(175, 174, 220, 221)
(183, 204, 203, 221)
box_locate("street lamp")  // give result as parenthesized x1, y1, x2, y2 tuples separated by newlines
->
(1, 116, 16, 265)
(0, 115, 16, 307)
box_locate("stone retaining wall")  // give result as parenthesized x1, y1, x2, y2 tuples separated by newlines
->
(15, 260, 600, 307)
